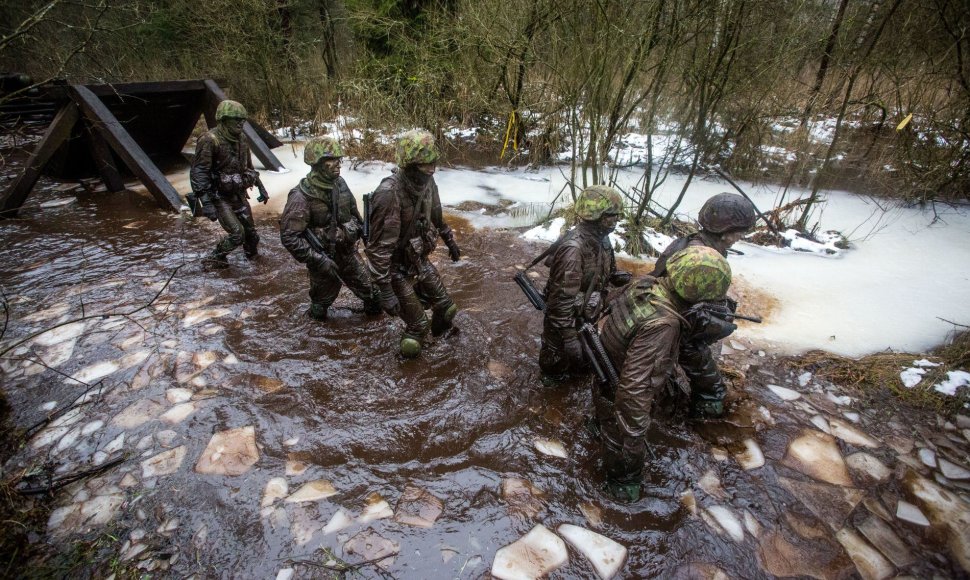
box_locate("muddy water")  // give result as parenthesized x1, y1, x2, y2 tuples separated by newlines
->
(2, 187, 969, 578)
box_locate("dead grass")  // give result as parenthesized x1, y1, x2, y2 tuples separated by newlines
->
(790, 330, 970, 415)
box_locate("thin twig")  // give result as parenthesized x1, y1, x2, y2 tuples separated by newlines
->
(0, 264, 182, 359)
(17, 455, 126, 495)
(936, 317, 970, 329)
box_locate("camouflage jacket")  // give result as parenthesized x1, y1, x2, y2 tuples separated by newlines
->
(365, 171, 449, 285)
(189, 127, 253, 199)
(651, 231, 729, 277)
(600, 277, 688, 438)
(542, 221, 617, 335)
(279, 177, 363, 263)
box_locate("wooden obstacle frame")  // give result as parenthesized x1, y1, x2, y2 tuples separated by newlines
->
(0, 79, 284, 217)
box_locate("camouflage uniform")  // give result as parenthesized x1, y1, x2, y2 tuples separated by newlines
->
(280, 137, 380, 319)
(365, 130, 461, 357)
(540, 186, 630, 379)
(594, 246, 732, 501)
(190, 100, 260, 265)
(649, 193, 757, 415)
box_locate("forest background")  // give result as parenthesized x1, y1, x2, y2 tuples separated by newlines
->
(1, 0, 969, 233)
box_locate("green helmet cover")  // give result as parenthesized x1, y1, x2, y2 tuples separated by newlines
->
(305, 136, 344, 165)
(215, 100, 248, 121)
(575, 185, 623, 221)
(395, 129, 439, 167)
(667, 246, 732, 303)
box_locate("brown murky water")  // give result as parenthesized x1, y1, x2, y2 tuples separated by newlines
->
(2, 180, 969, 578)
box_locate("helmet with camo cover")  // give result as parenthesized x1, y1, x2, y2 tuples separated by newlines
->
(215, 100, 248, 121)
(698, 192, 757, 233)
(575, 185, 623, 222)
(304, 136, 344, 165)
(395, 129, 439, 167)
(667, 246, 731, 303)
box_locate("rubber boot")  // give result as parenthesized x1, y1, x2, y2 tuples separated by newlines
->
(400, 336, 422, 358)
(203, 251, 230, 269)
(308, 303, 328, 321)
(690, 397, 725, 419)
(605, 480, 641, 503)
(431, 303, 458, 337)
(244, 246, 259, 260)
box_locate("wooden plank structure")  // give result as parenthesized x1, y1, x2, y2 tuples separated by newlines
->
(0, 79, 284, 217)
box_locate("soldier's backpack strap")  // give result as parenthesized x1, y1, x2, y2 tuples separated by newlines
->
(650, 235, 691, 277)
(524, 232, 567, 272)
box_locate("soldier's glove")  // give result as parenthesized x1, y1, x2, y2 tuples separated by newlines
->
(446, 238, 461, 262)
(310, 252, 339, 278)
(243, 169, 259, 188)
(610, 271, 632, 286)
(562, 332, 585, 368)
(341, 220, 362, 243)
(378, 284, 400, 317)
(686, 307, 737, 345)
(199, 195, 218, 222)
(441, 228, 461, 262)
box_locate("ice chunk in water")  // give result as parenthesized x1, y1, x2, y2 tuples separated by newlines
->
(557, 524, 627, 580)
(845, 452, 891, 483)
(904, 473, 970, 572)
(80, 420, 103, 436)
(696, 469, 727, 499)
(704, 505, 744, 542)
(938, 458, 970, 480)
(834, 527, 894, 580)
(767, 384, 801, 401)
(112, 399, 163, 429)
(195, 426, 259, 476)
(491, 524, 568, 580)
(160, 402, 195, 424)
(782, 429, 852, 486)
(393, 485, 443, 528)
(359, 492, 394, 523)
(894, 500, 929, 526)
(857, 515, 915, 568)
(344, 529, 400, 570)
(285, 480, 338, 503)
(734, 438, 765, 470)
(502, 478, 547, 519)
(183, 308, 232, 328)
(828, 418, 880, 448)
(166, 388, 193, 404)
(262, 478, 288, 507)
(533, 437, 568, 458)
(779, 476, 864, 531)
(918, 448, 937, 467)
(323, 509, 354, 534)
(141, 446, 187, 478)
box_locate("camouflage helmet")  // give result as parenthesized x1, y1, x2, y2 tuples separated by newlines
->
(575, 185, 623, 221)
(215, 100, 248, 121)
(667, 246, 732, 303)
(395, 129, 439, 166)
(304, 136, 344, 165)
(698, 193, 757, 234)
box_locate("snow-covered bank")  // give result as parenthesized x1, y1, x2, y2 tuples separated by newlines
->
(143, 143, 970, 358)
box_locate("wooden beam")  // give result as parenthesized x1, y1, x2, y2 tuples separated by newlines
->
(81, 119, 126, 193)
(0, 102, 80, 217)
(70, 85, 182, 211)
(203, 79, 284, 171)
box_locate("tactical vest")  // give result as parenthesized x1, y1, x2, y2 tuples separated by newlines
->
(601, 277, 683, 368)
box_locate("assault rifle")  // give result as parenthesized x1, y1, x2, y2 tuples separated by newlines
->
(303, 228, 328, 256)
(580, 321, 619, 388)
(686, 302, 762, 324)
(514, 272, 546, 311)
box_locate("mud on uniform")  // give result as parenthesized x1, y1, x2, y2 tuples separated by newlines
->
(365, 170, 456, 342)
(190, 126, 259, 258)
(539, 221, 617, 376)
(594, 276, 690, 485)
(279, 177, 378, 312)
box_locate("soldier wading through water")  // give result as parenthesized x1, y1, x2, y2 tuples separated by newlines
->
(538, 185, 631, 384)
(279, 136, 381, 320)
(189, 99, 267, 268)
(651, 192, 757, 418)
(593, 246, 736, 502)
(365, 130, 462, 358)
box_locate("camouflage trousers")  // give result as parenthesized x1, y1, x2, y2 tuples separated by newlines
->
(390, 257, 453, 340)
(308, 248, 379, 310)
(591, 378, 652, 485)
(213, 193, 258, 257)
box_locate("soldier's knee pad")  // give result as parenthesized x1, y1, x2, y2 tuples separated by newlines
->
(400, 336, 422, 358)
